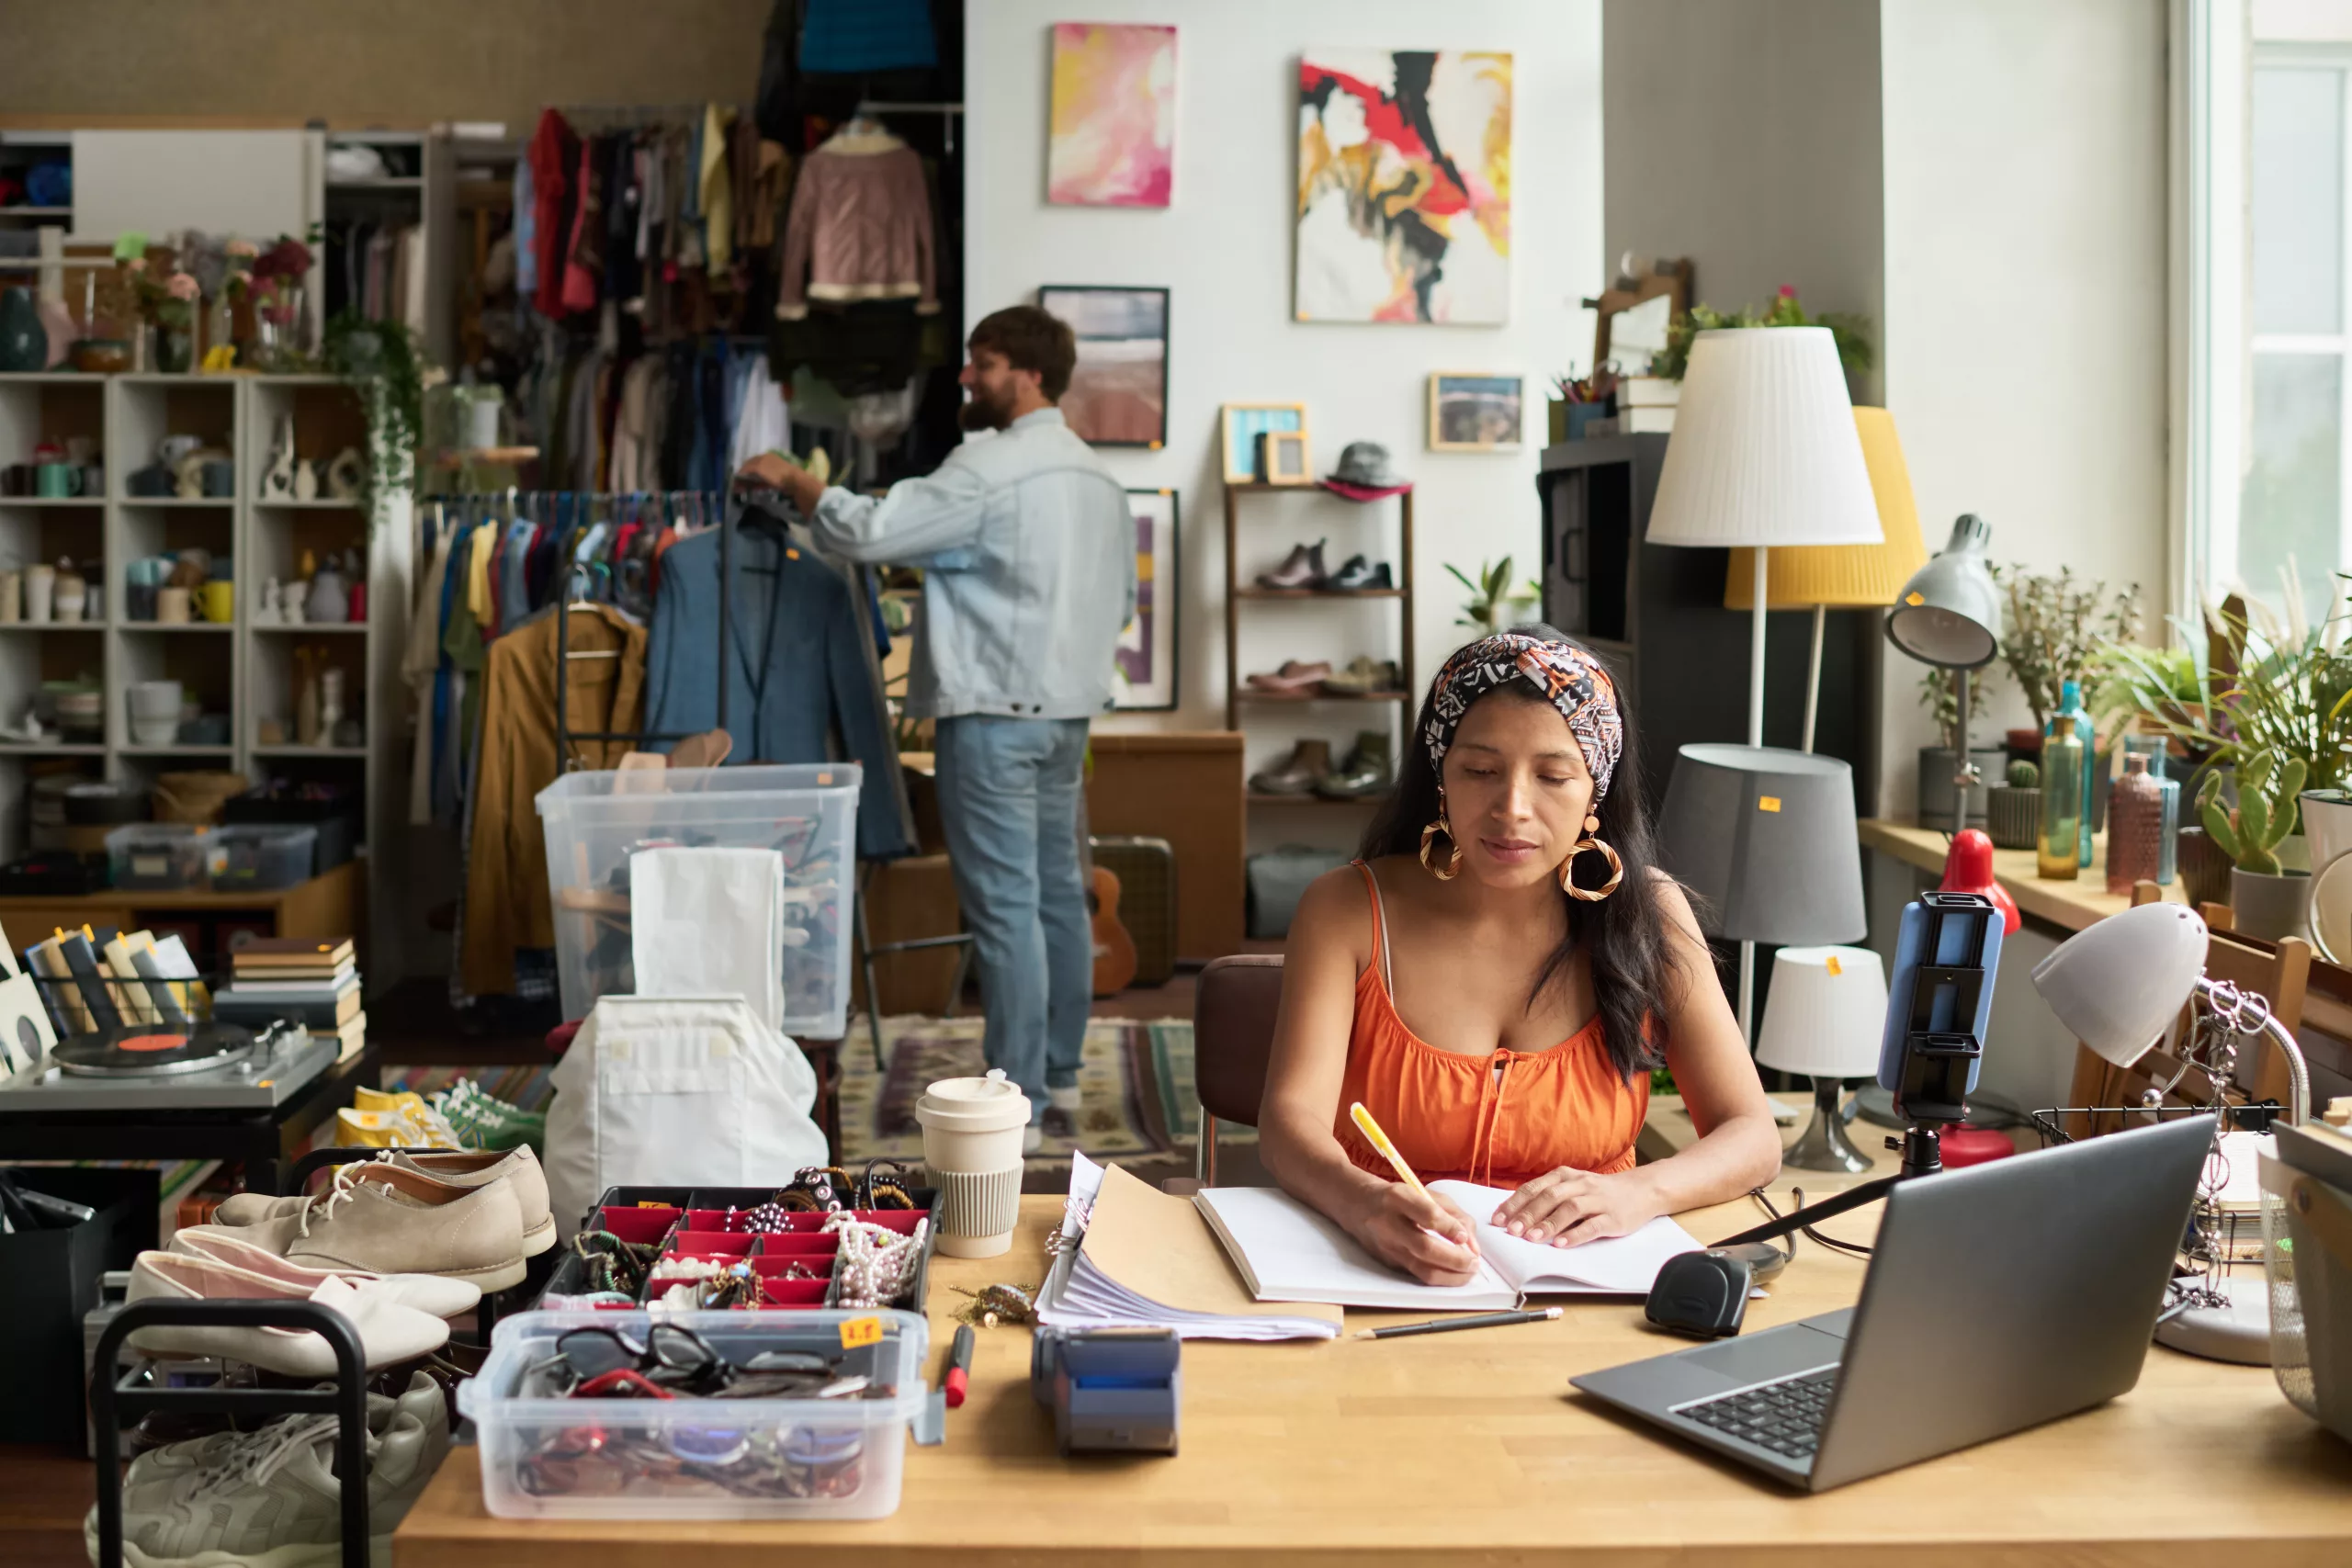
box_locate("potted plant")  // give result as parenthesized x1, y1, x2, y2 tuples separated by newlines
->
(1995, 566, 2142, 831)
(125, 257, 198, 373)
(1447, 557, 1542, 636)
(1917, 666, 2001, 827)
(1654, 286, 1874, 385)
(1985, 758, 2041, 850)
(2199, 748, 2311, 942)
(321, 309, 425, 533)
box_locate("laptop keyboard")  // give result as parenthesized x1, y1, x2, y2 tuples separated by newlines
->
(1676, 1367, 1837, 1461)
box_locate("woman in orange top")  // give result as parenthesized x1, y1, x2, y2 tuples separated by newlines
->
(1260, 627, 1781, 1285)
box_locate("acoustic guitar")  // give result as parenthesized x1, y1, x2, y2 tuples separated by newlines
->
(1087, 861, 1139, 998)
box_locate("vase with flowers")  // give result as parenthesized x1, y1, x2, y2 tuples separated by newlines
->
(127, 257, 199, 373)
(249, 235, 313, 370)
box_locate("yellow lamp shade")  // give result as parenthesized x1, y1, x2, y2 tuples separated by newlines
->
(1724, 407, 1929, 609)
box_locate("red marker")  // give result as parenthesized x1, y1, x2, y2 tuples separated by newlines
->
(944, 1324, 974, 1408)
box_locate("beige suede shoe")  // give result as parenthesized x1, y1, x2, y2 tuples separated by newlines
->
(216, 1147, 554, 1258)
(168, 1227, 481, 1319)
(382, 1146, 554, 1256)
(125, 1250, 449, 1374)
(200, 1165, 527, 1291)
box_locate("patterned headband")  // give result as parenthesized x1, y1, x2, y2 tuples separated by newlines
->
(1423, 634, 1625, 802)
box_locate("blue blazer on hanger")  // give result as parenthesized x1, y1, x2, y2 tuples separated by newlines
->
(642, 521, 912, 860)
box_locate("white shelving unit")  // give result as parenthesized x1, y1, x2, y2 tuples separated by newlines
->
(0, 371, 412, 965)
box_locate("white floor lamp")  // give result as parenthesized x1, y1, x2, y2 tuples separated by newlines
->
(1645, 328, 1883, 1041)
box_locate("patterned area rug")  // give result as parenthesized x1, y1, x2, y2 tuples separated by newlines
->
(838, 1016, 1199, 1166)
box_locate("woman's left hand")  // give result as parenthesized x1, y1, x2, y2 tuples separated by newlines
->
(1492, 1167, 1663, 1248)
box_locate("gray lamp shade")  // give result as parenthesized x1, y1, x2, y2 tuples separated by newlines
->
(1885, 513, 2000, 669)
(1656, 744, 1867, 944)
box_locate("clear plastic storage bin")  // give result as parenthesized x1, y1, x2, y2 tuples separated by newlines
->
(205, 825, 318, 891)
(461, 1308, 928, 1520)
(535, 764, 861, 1037)
(106, 824, 209, 891)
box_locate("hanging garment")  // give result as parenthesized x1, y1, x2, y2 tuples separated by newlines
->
(405, 513, 458, 827)
(461, 604, 648, 995)
(728, 355, 791, 473)
(528, 109, 578, 319)
(700, 104, 736, 275)
(560, 137, 603, 315)
(640, 523, 910, 860)
(605, 133, 643, 307)
(514, 155, 538, 301)
(775, 129, 936, 321)
(747, 140, 789, 251)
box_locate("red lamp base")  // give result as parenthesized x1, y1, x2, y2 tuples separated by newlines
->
(1940, 1125, 2014, 1168)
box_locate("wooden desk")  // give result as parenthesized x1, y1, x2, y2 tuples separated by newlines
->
(1860, 818, 2188, 934)
(396, 1196, 2352, 1566)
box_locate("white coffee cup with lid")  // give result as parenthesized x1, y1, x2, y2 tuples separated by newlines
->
(914, 1067, 1030, 1258)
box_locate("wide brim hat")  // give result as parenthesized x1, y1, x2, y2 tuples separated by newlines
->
(1319, 439, 1412, 502)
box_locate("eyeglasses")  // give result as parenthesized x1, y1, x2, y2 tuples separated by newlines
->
(524, 1325, 854, 1401)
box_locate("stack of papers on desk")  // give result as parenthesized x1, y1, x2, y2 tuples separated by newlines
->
(1195, 1181, 1702, 1311)
(1036, 1155, 1343, 1341)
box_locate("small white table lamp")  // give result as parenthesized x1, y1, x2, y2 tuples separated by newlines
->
(1753, 945, 1890, 1173)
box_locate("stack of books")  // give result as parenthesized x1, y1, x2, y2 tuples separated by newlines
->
(15, 923, 205, 1037)
(215, 938, 364, 1060)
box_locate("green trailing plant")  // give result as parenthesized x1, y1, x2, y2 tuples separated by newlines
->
(2199, 748, 2306, 875)
(321, 310, 428, 533)
(1653, 287, 1874, 381)
(1447, 557, 1542, 635)
(2007, 758, 2039, 789)
(1920, 666, 1989, 752)
(1993, 566, 2142, 732)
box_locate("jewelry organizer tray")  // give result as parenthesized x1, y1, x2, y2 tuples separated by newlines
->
(543, 1185, 940, 1314)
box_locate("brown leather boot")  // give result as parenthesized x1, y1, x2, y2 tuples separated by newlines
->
(1249, 739, 1333, 795)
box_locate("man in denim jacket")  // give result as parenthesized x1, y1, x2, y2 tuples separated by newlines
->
(738, 306, 1136, 1151)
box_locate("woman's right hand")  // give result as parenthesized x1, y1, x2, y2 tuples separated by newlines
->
(1349, 1183, 1484, 1286)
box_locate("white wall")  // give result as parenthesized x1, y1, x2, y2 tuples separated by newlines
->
(966, 0, 1604, 820)
(1877, 0, 2171, 817)
(1603, 0, 1885, 402)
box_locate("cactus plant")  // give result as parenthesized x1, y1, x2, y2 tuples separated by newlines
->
(2007, 759, 2039, 788)
(2199, 748, 2306, 875)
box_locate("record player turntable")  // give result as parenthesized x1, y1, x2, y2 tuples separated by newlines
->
(0, 1019, 336, 1113)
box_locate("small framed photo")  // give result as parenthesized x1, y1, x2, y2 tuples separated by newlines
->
(1114, 489, 1180, 711)
(1428, 373, 1525, 452)
(1261, 430, 1310, 485)
(1221, 402, 1309, 484)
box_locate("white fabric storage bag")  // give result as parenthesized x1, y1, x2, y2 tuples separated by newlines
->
(544, 994, 827, 1240)
(630, 846, 787, 1031)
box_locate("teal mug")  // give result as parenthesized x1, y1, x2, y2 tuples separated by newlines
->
(35, 462, 78, 498)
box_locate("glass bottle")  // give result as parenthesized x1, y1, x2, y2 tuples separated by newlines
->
(2106, 752, 2167, 894)
(2125, 735, 2180, 885)
(2052, 679, 2096, 866)
(2039, 713, 2086, 880)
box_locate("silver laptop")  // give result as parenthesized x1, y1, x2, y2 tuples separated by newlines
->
(1572, 1114, 2212, 1491)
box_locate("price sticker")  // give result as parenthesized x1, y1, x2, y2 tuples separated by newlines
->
(1758, 795, 1782, 813)
(839, 1316, 885, 1349)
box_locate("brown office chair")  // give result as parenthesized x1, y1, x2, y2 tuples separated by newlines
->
(2062, 885, 2309, 1137)
(1192, 954, 1283, 1184)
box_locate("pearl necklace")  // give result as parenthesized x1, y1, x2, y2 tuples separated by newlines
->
(824, 1212, 928, 1308)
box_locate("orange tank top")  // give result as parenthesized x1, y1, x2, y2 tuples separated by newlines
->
(1333, 861, 1647, 1190)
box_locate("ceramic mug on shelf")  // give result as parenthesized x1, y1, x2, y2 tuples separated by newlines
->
(156, 586, 191, 625)
(0, 570, 19, 624)
(195, 581, 232, 623)
(35, 462, 77, 498)
(25, 563, 54, 623)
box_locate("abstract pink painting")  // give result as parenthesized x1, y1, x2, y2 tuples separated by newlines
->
(1047, 22, 1177, 208)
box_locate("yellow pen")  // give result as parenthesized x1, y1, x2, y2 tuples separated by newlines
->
(1351, 1101, 1477, 1258)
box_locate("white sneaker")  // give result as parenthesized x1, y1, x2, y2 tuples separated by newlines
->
(86, 1370, 449, 1568)
(1023, 1122, 1046, 1156)
(168, 1228, 481, 1321)
(1047, 1084, 1083, 1115)
(126, 1251, 449, 1375)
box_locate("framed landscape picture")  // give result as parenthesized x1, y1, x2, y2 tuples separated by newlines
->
(1428, 373, 1524, 451)
(1040, 285, 1170, 448)
(1114, 489, 1180, 710)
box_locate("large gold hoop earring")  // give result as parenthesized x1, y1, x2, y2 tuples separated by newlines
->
(1419, 791, 1463, 882)
(1560, 835, 1623, 901)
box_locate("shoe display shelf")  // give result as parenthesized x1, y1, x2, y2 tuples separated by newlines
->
(91, 1297, 376, 1568)
(0, 373, 413, 976)
(1223, 479, 1414, 812)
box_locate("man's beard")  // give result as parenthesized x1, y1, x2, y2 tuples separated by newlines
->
(958, 386, 1014, 432)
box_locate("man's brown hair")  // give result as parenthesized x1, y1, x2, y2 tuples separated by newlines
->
(967, 305, 1078, 402)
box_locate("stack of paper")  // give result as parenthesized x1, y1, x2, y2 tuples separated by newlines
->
(1036, 1155, 1343, 1341)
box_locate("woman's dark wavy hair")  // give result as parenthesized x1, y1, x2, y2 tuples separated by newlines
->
(1362, 624, 1680, 1082)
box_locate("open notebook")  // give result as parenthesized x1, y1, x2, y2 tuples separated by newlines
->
(1195, 1180, 1702, 1312)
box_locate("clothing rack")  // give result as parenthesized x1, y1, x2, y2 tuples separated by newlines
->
(855, 101, 966, 154)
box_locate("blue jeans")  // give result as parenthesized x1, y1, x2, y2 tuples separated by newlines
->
(933, 715, 1091, 1119)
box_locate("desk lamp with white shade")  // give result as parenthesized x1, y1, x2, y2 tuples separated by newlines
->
(1755, 945, 1890, 1173)
(1646, 327, 1882, 1039)
(2031, 900, 2312, 1364)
